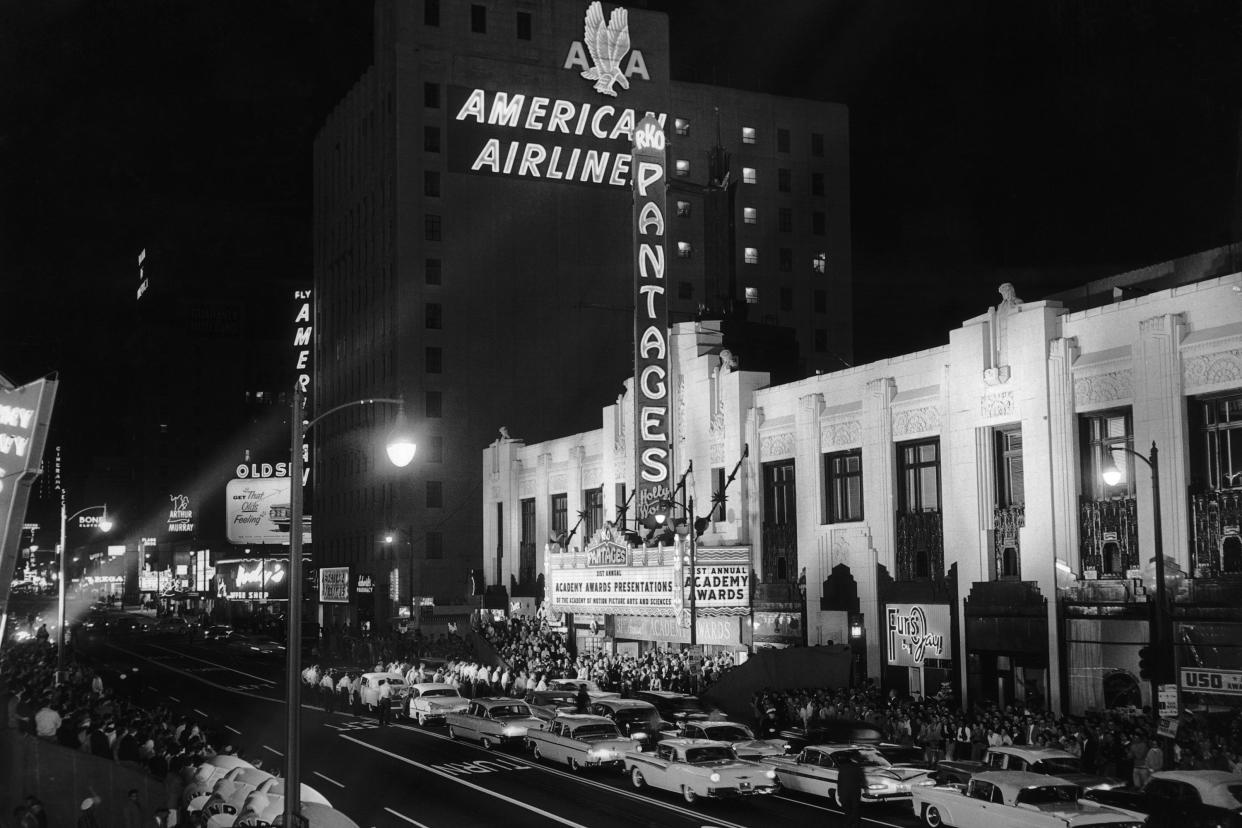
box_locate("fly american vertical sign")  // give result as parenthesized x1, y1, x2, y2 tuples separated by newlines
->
(632, 115, 670, 521)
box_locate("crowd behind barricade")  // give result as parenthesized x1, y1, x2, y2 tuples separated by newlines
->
(750, 682, 1242, 783)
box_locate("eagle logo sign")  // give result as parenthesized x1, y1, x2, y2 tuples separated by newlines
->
(581, 2, 631, 97)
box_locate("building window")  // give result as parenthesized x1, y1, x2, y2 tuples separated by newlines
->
(425, 258, 442, 284)
(741, 126, 756, 144)
(779, 286, 793, 311)
(551, 493, 568, 537)
(814, 289, 826, 313)
(824, 449, 863, 523)
(812, 252, 827, 274)
(426, 480, 443, 508)
(425, 390, 442, 418)
(743, 207, 757, 225)
(425, 0, 440, 26)
(742, 167, 756, 184)
(425, 215, 441, 241)
(583, 487, 604, 538)
(424, 170, 440, 197)
(425, 346, 442, 374)
(675, 159, 690, 177)
(710, 467, 726, 521)
(516, 10, 532, 40)
(1193, 394, 1242, 490)
(811, 172, 824, 196)
(744, 286, 759, 304)
(812, 211, 826, 235)
(778, 168, 791, 192)
(1080, 409, 1133, 499)
(779, 248, 792, 272)
(677, 241, 692, 258)
(997, 428, 1025, 508)
(811, 132, 824, 156)
(777, 128, 790, 153)
(425, 302, 442, 329)
(423, 82, 440, 109)
(744, 247, 758, 264)
(426, 531, 443, 559)
(676, 200, 691, 217)
(428, 435, 443, 463)
(778, 207, 792, 233)
(899, 439, 941, 513)
(674, 118, 689, 136)
(424, 126, 440, 153)
(678, 281, 694, 299)
(471, 4, 486, 33)
(814, 329, 827, 352)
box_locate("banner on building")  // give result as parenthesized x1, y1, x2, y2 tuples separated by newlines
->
(886, 603, 951, 667)
(319, 566, 350, 603)
(224, 478, 311, 545)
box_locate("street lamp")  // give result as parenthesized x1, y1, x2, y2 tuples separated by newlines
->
(1100, 440, 1171, 721)
(58, 497, 112, 668)
(284, 389, 414, 828)
(649, 494, 709, 647)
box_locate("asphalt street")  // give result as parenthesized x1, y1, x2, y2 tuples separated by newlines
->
(81, 628, 924, 828)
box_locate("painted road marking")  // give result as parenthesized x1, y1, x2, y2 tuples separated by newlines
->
(382, 808, 431, 828)
(226, 726, 241, 735)
(169, 695, 181, 702)
(325, 721, 377, 732)
(313, 771, 345, 789)
(343, 736, 590, 828)
(263, 745, 284, 757)
(433, 758, 530, 775)
(194, 709, 207, 717)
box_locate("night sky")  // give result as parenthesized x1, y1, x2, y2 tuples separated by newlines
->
(3, 0, 1242, 466)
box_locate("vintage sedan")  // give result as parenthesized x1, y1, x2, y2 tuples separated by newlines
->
(547, 678, 621, 701)
(763, 743, 936, 804)
(405, 682, 468, 725)
(589, 697, 676, 747)
(626, 738, 779, 804)
(1084, 769, 1242, 828)
(938, 745, 1124, 791)
(679, 720, 790, 760)
(446, 698, 544, 749)
(912, 770, 1146, 828)
(358, 672, 407, 712)
(524, 689, 580, 723)
(526, 714, 634, 771)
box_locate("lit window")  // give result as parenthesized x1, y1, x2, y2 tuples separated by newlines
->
(675, 159, 690, 177)
(744, 247, 759, 265)
(742, 167, 756, 184)
(812, 253, 827, 274)
(743, 207, 758, 225)
(676, 200, 691, 217)
(742, 127, 756, 144)
(744, 287, 759, 304)
(677, 242, 692, 258)
(675, 118, 690, 136)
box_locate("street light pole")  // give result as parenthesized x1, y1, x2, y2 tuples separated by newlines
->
(57, 496, 111, 668)
(283, 389, 415, 828)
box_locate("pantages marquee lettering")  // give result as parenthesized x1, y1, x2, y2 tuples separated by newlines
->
(632, 115, 670, 514)
(887, 604, 946, 665)
(451, 87, 665, 188)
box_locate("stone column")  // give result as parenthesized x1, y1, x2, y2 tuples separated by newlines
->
(1047, 337, 1081, 572)
(1135, 314, 1188, 574)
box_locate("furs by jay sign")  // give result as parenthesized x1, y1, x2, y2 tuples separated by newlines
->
(886, 603, 949, 667)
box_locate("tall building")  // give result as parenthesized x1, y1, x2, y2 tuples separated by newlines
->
(312, 0, 853, 621)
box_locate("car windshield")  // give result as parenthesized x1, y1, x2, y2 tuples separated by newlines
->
(1030, 757, 1082, 775)
(575, 724, 622, 740)
(491, 705, 531, 718)
(834, 748, 890, 768)
(423, 689, 458, 698)
(705, 725, 754, 741)
(668, 698, 705, 713)
(1017, 785, 1080, 805)
(615, 709, 656, 725)
(685, 746, 737, 764)
(537, 693, 576, 704)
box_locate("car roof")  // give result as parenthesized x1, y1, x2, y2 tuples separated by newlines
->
(362, 672, 404, 680)
(552, 714, 615, 725)
(638, 690, 692, 699)
(595, 697, 656, 709)
(991, 745, 1075, 760)
(475, 697, 527, 706)
(973, 770, 1075, 790)
(411, 682, 457, 691)
(1154, 770, 1242, 787)
(805, 743, 881, 752)
(659, 738, 732, 749)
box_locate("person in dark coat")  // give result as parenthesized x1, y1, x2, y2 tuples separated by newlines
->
(576, 684, 590, 714)
(836, 755, 865, 828)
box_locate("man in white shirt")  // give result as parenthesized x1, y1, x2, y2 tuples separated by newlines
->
(34, 700, 61, 739)
(377, 680, 392, 726)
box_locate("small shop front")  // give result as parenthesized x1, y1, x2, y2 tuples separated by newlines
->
(213, 556, 291, 625)
(882, 601, 954, 701)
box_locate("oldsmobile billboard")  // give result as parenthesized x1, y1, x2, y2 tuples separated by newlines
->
(225, 478, 311, 545)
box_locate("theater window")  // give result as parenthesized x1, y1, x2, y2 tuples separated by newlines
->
(811, 132, 824, 156)
(424, 170, 440, 197)
(742, 167, 757, 184)
(425, 346, 442, 374)
(427, 481, 443, 508)
(812, 211, 826, 235)
(424, 126, 440, 153)
(425, 302, 442, 329)
(425, 0, 439, 26)
(779, 248, 792, 272)
(812, 252, 827, 274)
(424, 215, 441, 241)
(811, 172, 824, 196)
(425, 390, 442, 418)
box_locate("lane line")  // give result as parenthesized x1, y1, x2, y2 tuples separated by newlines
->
(226, 726, 242, 735)
(343, 735, 590, 828)
(194, 708, 207, 717)
(142, 642, 278, 685)
(313, 771, 345, 789)
(382, 808, 430, 828)
(169, 695, 181, 702)
(263, 745, 284, 757)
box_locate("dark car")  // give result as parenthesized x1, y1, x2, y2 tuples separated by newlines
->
(524, 690, 580, 723)
(588, 698, 675, 748)
(631, 690, 709, 724)
(1084, 770, 1242, 828)
(202, 624, 236, 641)
(780, 719, 885, 752)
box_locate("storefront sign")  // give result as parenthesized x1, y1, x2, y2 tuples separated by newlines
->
(167, 493, 195, 533)
(612, 613, 738, 647)
(356, 573, 374, 594)
(319, 566, 350, 603)
(886, 603, 950, 667)
(224, 478, 311, 545)
(216, 559, 288, 601)
(564, 3, 648, 97)
(1180, 667, 1242, 696)
(107, 545, 126, 557)
(632, 114, 670, 520)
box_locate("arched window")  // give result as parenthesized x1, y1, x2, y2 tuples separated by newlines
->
(1103, 671, 1142, 709)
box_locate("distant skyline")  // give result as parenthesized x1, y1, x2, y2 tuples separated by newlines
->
(4, 0, 1242, 466)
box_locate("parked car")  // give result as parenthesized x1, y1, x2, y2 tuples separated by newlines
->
(632, 690, 709, 723)
(937, 745, 1124, 791)
(911, 770, 1145, 828)
(763, 743, 936, 804)
(446, 698, 543, 750)
(1083, 770, 1242, 828)
(677, 720, 790, 760)
(358, 672, 407, 712)
(524, 689, 580, 723)
(202, 624, 236, 642)
(526, 714, 633, 772)
(626, 738, 779, 804)
(780, 720, 886, 752)
(155, 616, 190, 634)
(405, 682, 469, 726)
(589, 697, 675, 747)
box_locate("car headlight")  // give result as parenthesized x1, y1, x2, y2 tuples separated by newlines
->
(710, 773, 721, 783)
(917, 780, 937, 787)
(867, 783, 886, 790)
(765, 769, 776, 779)
(632, 732, 647, 741)
(503, 726, 526, 737)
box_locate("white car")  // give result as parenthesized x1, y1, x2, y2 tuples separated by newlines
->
(405, 682, 468, 725)
(912, 770, 1146, 828)
(446, 698, 544, 749)
(357, 672, 406, 711)
(763, 743, 936, 804)
(525, 714, 633, 771)
(625, 738, 779, 804)
(678, 720, 790, 760)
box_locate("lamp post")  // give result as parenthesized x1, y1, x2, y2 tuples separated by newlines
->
(284, 389, 415, 828)
(1101, 440, 1170, 721)
(58, 496, 111, 668)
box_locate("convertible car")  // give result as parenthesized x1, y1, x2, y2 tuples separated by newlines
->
(911, 770, 1146, 828)
(762, 743, 935, 804)
(625, 738, 779, 804)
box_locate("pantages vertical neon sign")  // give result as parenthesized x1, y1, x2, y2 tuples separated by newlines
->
(632, 114, 670, 520)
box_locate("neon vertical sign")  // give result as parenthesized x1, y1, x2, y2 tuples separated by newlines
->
(632, 115, 670, 520)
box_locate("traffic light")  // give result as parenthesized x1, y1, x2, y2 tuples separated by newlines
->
(1138, 645, 1160, 680)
